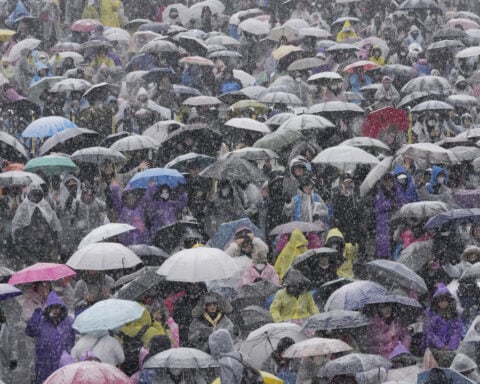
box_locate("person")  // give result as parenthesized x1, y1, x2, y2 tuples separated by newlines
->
(73, 270, 115, 314)
(407, 25, 425, 49)
(100, 0, 121, 27)
(282, 156, 312, 201)
(238, 240, 281, 287)
(225, 227, 269, 258)
(71, 330, 125, 366)
(424, 165, 457, 208)
(26, 291, 75, 384)
(283, 176, 328, 223)
(423, 284, 462, 353)
(374, 76, 400, 108)
(274, 229, 308, 280)
(413, 51, 432, 76)
(136, 335, 172, 384)
(261, 337, 297, 384)
(392, 166, 418, 207)
(188, 293, 235, 352)
(0, 307, 17, 382)
(374, 173, 396, 259)
(336, 20, 357, 42)
(349, 66, 372, 98)
(270, 269, 319, 323)
(369, 46, 385, 66)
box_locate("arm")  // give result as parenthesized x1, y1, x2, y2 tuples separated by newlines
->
(25, 308, 42, 338)
(173, 191, 188, 211)
(269, 291, 284, 323)
(447, 316, 463, 350)
(109, 183, 123, 215)
(423, 315, 447, 349)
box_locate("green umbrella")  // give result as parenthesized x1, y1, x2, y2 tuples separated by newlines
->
(24, 155, 77, 176)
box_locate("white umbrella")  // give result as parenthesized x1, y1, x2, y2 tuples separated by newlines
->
(224, 118, 270, 134)
(260, 92, 302, 105)
(70, 146, 126, 164)
(205, 35, 241, 46)
(239, 18, 271, 35)
(265, 112, 295, 127)
(282, 337, 352, 358)
(312, 146, 380, 169)
(49, 51, 84, 67)
(188, 0, 225, 20)
(183, 96, 222, 106)
(450, 146, 480, 161)
(8, 38, 41, 62)
(222, 147, 279, 161)
(143, 120, 184, 144)
(233, 69, 256, 87)
(77, 223, 136, 249)
(157, 247, 240, 282)
(268, 25, 298, 42)
(359, 156, 393, 197)
(67, 243, 143, 270)
(298, 27, 332, 39)
(162, 3, 189, 23)
(144, 348, 218, 369)
(324, 280, 387, 311)
(0, 171, 45, 187)
(283, 18, 310, 31)
(140, 39, 179, 55)
(456, 46, 480, 59)
(396, 143, 458, 165)
(104, 27, 131, 42)
(278, 114, 335, 132)
(110, 134, 159, 152)
(241, 85, 268, 100)
(340, 137, 392, 153)
(50, 78, 92, 93)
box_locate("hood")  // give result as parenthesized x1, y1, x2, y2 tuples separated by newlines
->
(45, 291, 66, 309)
(450, 353, 477, 373)
(455, 75, 467, 86)
(289, 229, 308, 249)
(27, 183, 43, 195)
(208, 329, 234, 358)
(307, 232, 322, 249)
(430, 165, 448, 187)
(136, 87, 148, 100)
(461, 245, 480, 261)
(289, 156, 309, 175)
(461, 113, 472, 122)
(35, 61, 49, 72)
(432, 283, 453, 301)
(192, 292, 233, 318)
(326, 227, 344, 243)
(283, 268, 311, 288)
(409, 25, 420, 33)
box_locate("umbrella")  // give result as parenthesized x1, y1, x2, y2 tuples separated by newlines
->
(82, 82, 119, 101)
(260, 92, 302, 105)
(125, 53, 158, 71)
(188, 0, 225, 20)
(397, 0, 441, 11)
(434, 27, 467, 40)
(207, 217, 264, 250)
(425, 208, 480, 229)
(179, 55, 215, 67)
(137, 22, 170, 34)
(50, 78, 92, 93)
(231, 100, 268, 114)
(0, 267, 13, 280)
(343, 60, 379, 73)
(104, 27, 131, 42)
(143, 348, 217, 369)
(70, 147, 126, 164)
(265, 112, 295, 128)
(466, 29, 480, 43)
(298, 27, 332, 39)
(453, 10, 480, 23)
(396, 240, 434, 272)
(459, 262, 480, 281)
(326, 43, 360, 53)
(73, 299, 145, 333)
(233, 69, 257, 87)
(427, 39, 465, 51)
(241, 86, 268, 101)
(0, 171, 44, 187)
(365, 259, 428, 294)
(238, 18, 271, 35)
(224, 118, 270, 134)
(308, 101, 364, 116)
(0, 284, 22, 301)
(127, 245, 169, 266)
(446, 94, 479, 108)
(38, 128, 98, 156)
(268, 25, 298, 42)
(77, 223, 136, 249)
(271, 45, 303, 62)
(312, 146, 379, 169)
(22, 116, 77, 138)
(222, 147, 279, 161)
(208, 50, 243, 59)
(340, 137, 391, 154)
(239, 323, 307, 369)
(380, 64, 419, 81)
(157, 247, 240, 282)
(27, 76, 64, 105)
(411, 100, 454, 112)
(160, 124, 222, 158)
(7, 38, 41, 62)
(143, 120, 184, 143)
(182, 95, 222, 107)
(165, 152, 215, 173)
(397, 91, 446, 109)
(278, 114, 335, 132)
(205, 35, 241, 46)
(0, 131, 29, 161)
(391, 201, 449, 221)
(359, 294, 423, 317)
(269, 221, 325, 236)
(44, 361, 131, 384)
(177, 35, 208, 57)
(200, 157, 267, 183)
(456, 46, 480, 59)
(302, 310, 370, 333)
(23, 155, 77, 176)
(401, 76, 451, 93)
(449, 146, 480, 162)
(0, 29, 15, 42)
(437, 136, 475, 148)
(396, 143, 458, 165)
(51, 41, 82, 52)
(173, 85, 202, 97)
(66, 243, 142, 270)
(457, 128, 480, 140)
(417, 368, 475, 384)
(109, 134, 159, 152)
(324, 280, 388, 311)
(283, 338, 352, 358)
(126, 167, 185, 189)
(70, 18, 102, 32)
(240, 306, 274, 331)
(317, 353, 391, 378)
(447, 18, 479, 30)
(359, 156, 394, 197)
(254, 129, 303, 152)
(117, 268, 165, 300)
(291, 248, 339, 282)
(8, 263, 76, 285)
(308, 72, 343, 83)
(218, 91, 249, 105)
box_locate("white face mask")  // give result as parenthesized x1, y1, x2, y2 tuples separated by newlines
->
(160, 190, 169, 200)
(255, 263, 266, 271)
(397, 176, 407, 185)
(437, 176, 445, 184)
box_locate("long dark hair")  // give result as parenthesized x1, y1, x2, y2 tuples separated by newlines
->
(431, 294, 458, 320)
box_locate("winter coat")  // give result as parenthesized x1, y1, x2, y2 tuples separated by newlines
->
(425, 165, 457, 208)
(188, 312, 234, 352)
(71, 331, 124, 366)
(284, 188, 328, 223)
(172, 293, 201, 346)
(423, 285, 462, 352)
(208, 329, 243, 384)
(392, 166, 418, 206)
(274, 229, 308, 280)
(238, 262, 281, 288)
(40, 1, 61, 41)
(413, 59, 431, 76)
(374, 84, 400, 108)
(14, 48, 32, 93)
(100, 0, 121, 27)
(25, 292, 75, 384)
(69, 196, 108, 243)
(365, 315, 411, 358)
(375, 182, 395, 258)
(73, 274, 115, 309)
(270, 288, 319, 323)
(225, 237, 269, 258)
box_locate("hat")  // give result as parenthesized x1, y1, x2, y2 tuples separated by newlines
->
(409, 25, 420, 33)
(382, 76, 392, 83)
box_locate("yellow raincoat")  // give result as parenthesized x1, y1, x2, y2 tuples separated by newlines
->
(274, 229, 308, 280)
(326, 228, 358, 279)
(369, 46, 385, 66)
(336, 21, 358, 42)
(118, 307, 166, 348)
(270, 288, 319, 323)
(100, 0, 121, 27)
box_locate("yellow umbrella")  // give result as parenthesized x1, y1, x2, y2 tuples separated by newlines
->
(211, 371, 284, 384)
(272, 45, 303, 61)
(0, 29, 15, 42)
(230, 100, 268, 115)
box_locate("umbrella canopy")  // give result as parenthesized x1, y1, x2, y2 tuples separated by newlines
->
(222, 147, 279, 161)
(340, 137, 391, 154)
(205, 35, 241, 46)
(396, 143, 458, 165)
(359, 295, 423, 321)
(70, 147, 126, 164)
(401, 76, 451, 93)
(446, 94, 479, 108)
(44, 361, 131, 384)
(298, 27, 332, 39)
(143, 120, 184, 143)
(254, 128, 303, 152)
(179, 56, 215, 66)
(109, 134, 159, 152)
(459, 262, 480, 281)
(411, 100, 454, 112)
(269, 221, 325, 236)
(183, 95, 222, 107)
(22, 116, 77, 138)
(224, 118, 270, 134)
(0, 284, 22, 301)
(365, 259, 427, 294)
(38, 128, 98, 156)
(70, 18, 102, 32)
(283, 338, 352, 358)
(397, 240, 434, 272)
(9, 263, 76, 285)
(127, 167, 186, 189)
(73, 299, 145, 333)
(77, 223, 136, 249)
(165, 152, 215, 173)
(50, 79, 92, 93)
(427, 39, 465, 51)
(157, 247, 240, 282)
(127, 245, 169, 266)
(417, 368, 475, 384)
(0, 171, 44, 187)
(238, 18, 270, 35)
(312, 146, 379, 169)
(24, 155, 77, 176)
(66, 243, 142, 270)
(239, 323, 307, 369)
(343, 60, 379, 73)
(425, 208, 480, 229)
(308, 71, 343, 83)
(359, 156, 394, 197)
(265, 112, 295, 128)
(317, 353, 391, 378)
(308, 101, 364, 115)
(207, 217, 264, 250)
(0, 131, 29, 161)
(143, 348, 217, 369)
(103, 27, 130, 42)
(260, 91, 302, 105)
(391, 201, 449, 221)
(277, 114, 335, 132)
(200, 157, 266, 183)
(302, 310, 370, 333)
(117, 267, 165, 300)
(397, 0, 441, 11)
(287, 57, 325, 71)
(28, 76, 64, 105)
(324, 280, 388, 311)
(456, 46, 480, 59)
(7, 38, 41, 62)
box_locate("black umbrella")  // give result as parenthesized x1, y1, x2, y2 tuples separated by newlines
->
(240, 305, 273, 331)
(434, 28, 467, 41)
(231, 281, 280, 309)
(290, 248, 339, 285)
(0, 131, 29, 162)
(302, 310, 370, 333)
(200, 156, 267, 183)
(99, 132, 130, 148)
(358, 294, 424, 322)
(116, 267, 165, 300)
(152, 221, 203, 254)
(127, 244, 170, 266)
(142, 67, 177, 84)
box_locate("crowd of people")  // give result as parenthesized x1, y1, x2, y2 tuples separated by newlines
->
(1, 0, 480, 383)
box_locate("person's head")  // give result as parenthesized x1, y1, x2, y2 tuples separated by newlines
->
(186, 282, 205, 297)
(377, 303, 393, 319)
(409, 25, 419, 38)
(101, 160, 115, 177)
(437, 171, 446, 185)
(318, 254, 330, 268)
(276, 337, 295, 354)
(471, 224, 480, 240)
(169, 7, 179, 19)
(97, 47, 108, 58)
(299, 176, 314, 194)
(123, 190, 139, 209)
(158, 185, 170, 201)
(382, 76, 392, 90)
(204, 296, 219, 315)
(461, 113, 473, 128)
(371, 46, 382, 59)
(27, 184, 44, 203)
(65, 177, 78, 194)
(218, 180, 232, 198)
(201, 5, 212, 18)
(81, 182, 95, 204)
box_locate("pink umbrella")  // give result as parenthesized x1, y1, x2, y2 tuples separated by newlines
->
(447, 18, 479, 30)
(44, 361, 132, 384)
(71, 19, 102, 33)
(9, 263, 76, 285)
(343, 60, 379, 74)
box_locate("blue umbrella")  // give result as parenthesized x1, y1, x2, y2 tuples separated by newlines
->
(207, 218, 264, 250)
(73, 299, 145, 333)
(324, 280, 387, 311)
(0, 284, 22, 301)
(425, 208, 480, 229)
(127, 167, 186, 189)
(22, 116, 77, 138)
(125, 53, 158, 72)
(417, 368, 475, 384)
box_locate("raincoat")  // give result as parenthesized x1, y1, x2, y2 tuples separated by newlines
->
(284, 187, 328, 223)
(25, 291, 75, 384)
(73, 273, 115, 310)
(71, 331, 124, 366)
(100, 0, 121, 27)
(208, 329, 244, 384)
(270, 284, 319, 323)
(336, 21, 357, 42)
(425, 166, 457, 208)
(274, 229, 308, 280)
(423, 284, 462, 352)
(68, 194, 109, 245)
(238, 262, 281, 288)
(119, 307, 166, 348)
(0, 318, 17, 382)
(326, 228, 357, 279)
(374, 180, 395, 258)
(392, 166, 418, 206)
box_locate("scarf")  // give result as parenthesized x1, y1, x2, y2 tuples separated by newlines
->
(203, 312, 222, 328)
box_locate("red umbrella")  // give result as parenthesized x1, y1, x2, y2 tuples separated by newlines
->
(9, 263, 76, 285)
(71, 19, 102, 33)
(362, 107, 408, 138)
(343, 60, 379, 74)
(44, 361, 131, 384)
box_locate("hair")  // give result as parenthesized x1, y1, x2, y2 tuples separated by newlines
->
(431, 294, 458, 320)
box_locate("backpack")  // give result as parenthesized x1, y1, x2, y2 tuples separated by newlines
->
(119, 324, 149, 376)
(220, 351, 264, 384)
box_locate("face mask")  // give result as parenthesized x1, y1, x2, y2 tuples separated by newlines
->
(437, 176, 445, 184)
(255, 263, 266, 271)
(397, 176, 407, 185)
(160, 191, 169, 200)
(221, 188, 230, 197)
(330, 83, 338, 90)
(427, 119, 436, 126)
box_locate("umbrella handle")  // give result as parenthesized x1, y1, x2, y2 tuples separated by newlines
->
(408, 111, 412, 144)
